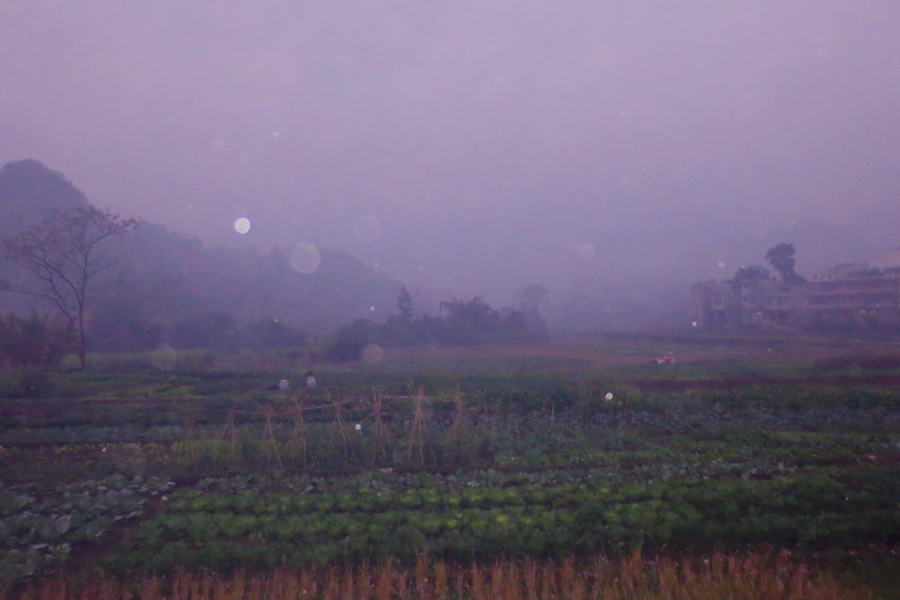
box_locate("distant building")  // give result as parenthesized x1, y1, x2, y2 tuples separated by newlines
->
(692, 278, 808, 330)
(691, 256, 900, 330)
(805, 265, 900, 328)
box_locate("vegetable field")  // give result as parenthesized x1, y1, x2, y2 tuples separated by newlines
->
(2, 345, 900, 597)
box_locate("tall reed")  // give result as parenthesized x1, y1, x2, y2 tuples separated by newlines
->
(6, 550, 870, 600)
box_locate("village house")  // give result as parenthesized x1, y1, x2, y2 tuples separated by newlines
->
(691, 252, 900, 330)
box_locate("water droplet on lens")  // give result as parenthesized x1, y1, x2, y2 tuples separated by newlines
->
(362, 344, 384, 363)
(290, 243, 321, 274)
(234, 218, 251, 234)
(151, 344, 177, 370)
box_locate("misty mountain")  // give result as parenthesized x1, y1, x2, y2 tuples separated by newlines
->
(0, 160, 403, 351)
(0, 159, 90, 237)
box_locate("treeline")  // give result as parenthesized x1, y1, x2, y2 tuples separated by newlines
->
(93, 292, 547, 362)
(141, 314, 310, 353)
(0, 160, 548, 365)
(0, 291, 548, 369)
(0, 296, 546, 367)
(84, 225, 400, 352)
(324, 293, 547, 361)
(0, 311, 75, 368)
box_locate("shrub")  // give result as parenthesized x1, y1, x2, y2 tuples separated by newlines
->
(324, 319, 376, 362)
(170, 313, 237, 350)
(242, 318, 308, 350)
(0, 310, 76, 368)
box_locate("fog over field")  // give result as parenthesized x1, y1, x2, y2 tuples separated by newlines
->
(2, 1, 899, 329)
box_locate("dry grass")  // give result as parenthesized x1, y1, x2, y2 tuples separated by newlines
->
(6, 550, 870, 600)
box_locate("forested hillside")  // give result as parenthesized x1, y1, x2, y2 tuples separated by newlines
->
(0, 160, 402, 351)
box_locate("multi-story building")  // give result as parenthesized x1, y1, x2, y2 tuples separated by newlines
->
(692, 278, 807, 330)
(691, 255, 900, 330)
(804, 265, 900, 328)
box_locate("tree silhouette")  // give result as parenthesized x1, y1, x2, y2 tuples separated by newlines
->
(729, 265, 770, 292)
(1, 206, 138, 369)
(397, 285, 413, 320)
(765, 242, 806, 284)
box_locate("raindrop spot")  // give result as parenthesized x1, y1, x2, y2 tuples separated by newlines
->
(234, 218, 251, 234)
(362, 344, 384, 363)
(151, 345, 177, 370)
(290, 243, 321, 274)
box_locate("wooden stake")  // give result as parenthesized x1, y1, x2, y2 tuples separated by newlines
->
(181, 415, 196, 463)
(371, 387, 388, 465)
(291, 399, 309, 469)
(406, 384, 434, 466)
(331, 394, 350, 465)
(221, 409, 238, 454)
(262, 406, 282, 468)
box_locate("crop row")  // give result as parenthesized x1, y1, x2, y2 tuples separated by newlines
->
(170, 480, 824, 516)
(171, 470, 896, 516)
(102, 468, 900, 574)
(185, 462, 891, 507)
(0, 474, 174, 587)
(4, 403, 898, 446)
(119, 499, 900, 572)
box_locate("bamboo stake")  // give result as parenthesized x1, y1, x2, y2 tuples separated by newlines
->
(291, 399, 309, 469)
(372, 387, 388, 465)
(406, 384, 434, 466)
(261, 406, 282, 468)
(181, 415, 196, 463)
(451, 387, 466, 466)
(220, 409, 238, 454)
(331, 394, 350, 465)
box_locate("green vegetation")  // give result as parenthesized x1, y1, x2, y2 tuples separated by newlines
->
(1, 342, 900, 595)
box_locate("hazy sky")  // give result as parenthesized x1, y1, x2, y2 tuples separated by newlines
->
(2, 1, 899, 325)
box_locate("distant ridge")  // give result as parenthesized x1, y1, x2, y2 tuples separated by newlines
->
(0, 159, 90, 237)
(0, 159, 402, 349)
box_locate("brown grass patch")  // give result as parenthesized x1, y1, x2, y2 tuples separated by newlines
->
(7, 550, 871, 600)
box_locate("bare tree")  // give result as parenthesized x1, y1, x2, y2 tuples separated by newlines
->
(1, 206, 138, 369)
